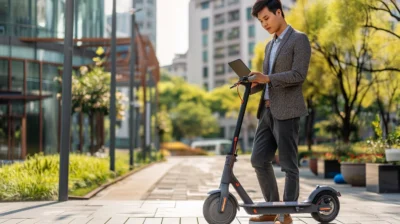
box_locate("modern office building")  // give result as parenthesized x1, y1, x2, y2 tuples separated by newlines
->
(0, 0, 104, 161)
(161, 53, 188, 81)
(105, 0, 157, 48)
(187, 0, 295, 90)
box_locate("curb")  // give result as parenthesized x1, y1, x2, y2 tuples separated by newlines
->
(68, 160, 164, 200)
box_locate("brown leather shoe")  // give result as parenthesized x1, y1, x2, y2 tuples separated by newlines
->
(274, 214, 293, 224)
(249, 214, 277, 222)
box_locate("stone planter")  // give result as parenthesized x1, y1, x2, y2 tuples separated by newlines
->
(341, 162, 366, 187)
(317, 159, 341, 178)
(385, 149, 400, 162)
(366, 163, 400, 193)
(309, 158, 318, 175)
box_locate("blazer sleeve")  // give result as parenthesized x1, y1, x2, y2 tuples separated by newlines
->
(268, 34, 311, 88)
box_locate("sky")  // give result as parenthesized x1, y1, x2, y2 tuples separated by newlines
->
(104, 0, 191, 66)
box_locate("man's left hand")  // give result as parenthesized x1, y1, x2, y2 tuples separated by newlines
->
(248, 72, 270, 83)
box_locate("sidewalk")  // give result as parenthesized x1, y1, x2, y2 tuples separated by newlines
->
(0, 156, 399, 224)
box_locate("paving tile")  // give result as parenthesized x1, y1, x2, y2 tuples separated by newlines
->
(86, 217, 111, 224)
(143, 218, 162, 224)
(181, 218, 198, 224)
(125, 218, 145, 224)
(68, 217, 93, 224)
(17, 219, 40, 224)
(2, 220, 26, 224)
(160, 218, 179, 224)
(106, 217, 129, 224)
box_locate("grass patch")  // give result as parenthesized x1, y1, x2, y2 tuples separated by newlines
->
(0, 150, 164, 201)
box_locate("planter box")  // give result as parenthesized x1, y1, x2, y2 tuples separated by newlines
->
(385, 149, 400, 162)
(341, 162, 366, 187)
(309, 158, 318, 175)
(366, 163, 400, 193)
(318, 159, 341, 178)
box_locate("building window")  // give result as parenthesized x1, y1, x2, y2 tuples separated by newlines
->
(248, 25, 255, 38)
(214, 30, 224, 42)
(247, 7, 253, 20)
(203, 67, 208, 78)
(215, 80, 225, 87)
(228, 44, 240, 56)
(202, 34, 208, 47)
(203, 51, 208, 62)
(214, 0, 224, 9)
(214, 47, 224, 59)
(227, 0, 239, 5)
(214, 13, 224, 25)
(228, 10, 240, 22)
(201, 1, 209, 9)
(249, 42, 255, 55)
(215, 64, 225, 75)
(203, 83, 209, 91)
(0, 60, 8, 91)
(228, 27, 240, 40)
(201, 18, 209, 31)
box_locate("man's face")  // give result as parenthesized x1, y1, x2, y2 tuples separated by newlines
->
(257, 7, 281, 34)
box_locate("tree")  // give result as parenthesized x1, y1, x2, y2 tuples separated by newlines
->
(170, 102, 219, 140)
(287, 0, 399, 143)
(57, 47, 127, 154)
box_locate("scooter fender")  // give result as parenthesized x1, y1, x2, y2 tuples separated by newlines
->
(207, 189, 240, 211)
(305, 185, 341, 203)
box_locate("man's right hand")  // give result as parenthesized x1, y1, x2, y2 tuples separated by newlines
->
(251, 82, 259, 88)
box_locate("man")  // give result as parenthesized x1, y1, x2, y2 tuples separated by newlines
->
(247, 0, 311, 223)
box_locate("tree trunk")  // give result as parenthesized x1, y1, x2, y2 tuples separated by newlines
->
(95, 112, 103, 152)
(342, 115, 351, 144)
(306, 97, 315, 151)
(78, 111, 83, 153)
(89, 114, 94, 155)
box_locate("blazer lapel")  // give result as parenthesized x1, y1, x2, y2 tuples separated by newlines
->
(264, 41, 273, 75)
(271, 26, 294, 73)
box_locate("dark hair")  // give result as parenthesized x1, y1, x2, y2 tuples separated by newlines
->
(252, 0, 285, 18)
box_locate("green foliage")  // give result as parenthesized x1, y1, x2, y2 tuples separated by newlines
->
(170, 102, 219, 139)
(0, 151, 162, 201)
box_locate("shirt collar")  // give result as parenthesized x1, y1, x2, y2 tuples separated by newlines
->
(274, 25, 291, 42)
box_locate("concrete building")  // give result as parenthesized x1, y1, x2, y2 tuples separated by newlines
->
(187, 0, 295, 90)
(161, 53, 188, 81)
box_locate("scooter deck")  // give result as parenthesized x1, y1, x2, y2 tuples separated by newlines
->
(240, 201, 315, 214)
(240, 201, 312, 207)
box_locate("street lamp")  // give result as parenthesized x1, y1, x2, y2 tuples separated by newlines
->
(58, 0, 74, 202)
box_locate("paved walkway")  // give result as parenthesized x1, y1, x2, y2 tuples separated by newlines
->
(0, 156, 399, 224)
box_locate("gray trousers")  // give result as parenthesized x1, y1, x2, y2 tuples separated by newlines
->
(251, 106, 300, 202)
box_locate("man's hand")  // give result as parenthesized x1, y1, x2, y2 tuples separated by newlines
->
(248, 72, 270, 84)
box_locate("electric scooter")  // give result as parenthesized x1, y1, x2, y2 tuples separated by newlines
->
(203, 59, 341, 224)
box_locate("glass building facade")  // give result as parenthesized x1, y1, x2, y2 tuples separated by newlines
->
(0, 0, 104, 160)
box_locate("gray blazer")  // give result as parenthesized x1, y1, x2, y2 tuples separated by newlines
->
(251, 26, 311, 120)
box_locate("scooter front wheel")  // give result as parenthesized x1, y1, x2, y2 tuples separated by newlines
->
(203, 194, 237, 224)
(311, 191, 340, 223)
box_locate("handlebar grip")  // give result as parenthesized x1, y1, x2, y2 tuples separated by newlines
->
(247, 75, 256, 82)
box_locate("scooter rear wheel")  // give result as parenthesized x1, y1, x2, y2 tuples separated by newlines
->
(311, 191, 340, 223)
(203, 194, 237, 224)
